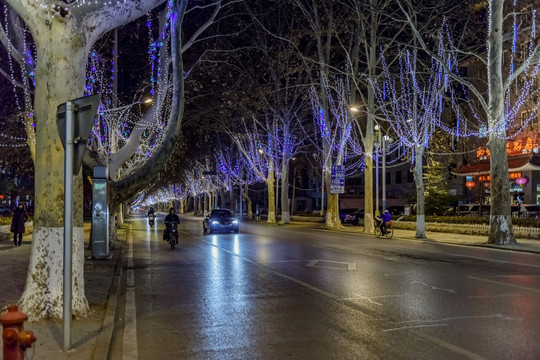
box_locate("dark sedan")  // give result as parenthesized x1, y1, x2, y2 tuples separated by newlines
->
(203, 208, 239, 234)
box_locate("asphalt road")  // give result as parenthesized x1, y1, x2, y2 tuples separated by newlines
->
(120, 214, 540, 360)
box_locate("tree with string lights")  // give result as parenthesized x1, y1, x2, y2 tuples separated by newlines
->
(1, 0, 238, 318)
(372, 46, 449, 239)
(230, 116, 279, 223)
(3, 0, 172, 319)
(309, 75, 357, 229)
(398, 0, 540, 245)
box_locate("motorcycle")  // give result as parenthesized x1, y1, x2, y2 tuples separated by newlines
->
(148, 214, 155, 227)
(167, 221, 179, 249)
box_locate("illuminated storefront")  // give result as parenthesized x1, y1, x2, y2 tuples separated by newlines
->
(457, 136, 540, 205)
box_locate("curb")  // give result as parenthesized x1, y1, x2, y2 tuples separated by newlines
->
(93, 231, 126, 360)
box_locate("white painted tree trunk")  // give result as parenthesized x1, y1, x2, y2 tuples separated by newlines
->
(487, 0, 515, 245)
(17, 30, 91, 319)
(413, 145, 426, 239)
(363, 145, 375, 234)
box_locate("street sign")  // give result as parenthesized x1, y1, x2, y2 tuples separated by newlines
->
(330, 164, 345, 194)
(56, 94, 100, 175)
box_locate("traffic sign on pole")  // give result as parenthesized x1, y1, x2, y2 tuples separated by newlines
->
(55, 94, 100, 352)
(56, 94, 100, 175)
(330, 165, 345, 194)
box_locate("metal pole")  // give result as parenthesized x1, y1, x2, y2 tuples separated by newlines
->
(63, 101, 74, 351)
(382, 137, 386, 210)
(239, 185, 243, 220)
(321, 167, 325, 216)
(375, 148, 379, 213)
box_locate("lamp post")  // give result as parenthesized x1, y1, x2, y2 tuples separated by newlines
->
(374, 124, 381, 213)
(382, 134, 390, 210)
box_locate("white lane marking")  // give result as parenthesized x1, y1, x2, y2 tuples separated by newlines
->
(340, 293, 405, 304)
(410, 280, 457, 293)
(396, 313, 521, 324)
(384, 271, 414, 277)
(467, 293, 521, 299)
(384, 323, 448, 332)
(468, 275, 540, 294)
(305, 259, 357, 271)
(123, 226, 138, 360)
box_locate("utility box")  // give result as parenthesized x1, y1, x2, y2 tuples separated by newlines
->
(91, 178, 109, 259)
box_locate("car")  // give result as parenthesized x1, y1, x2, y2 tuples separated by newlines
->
(517, 204, 540, 219)
(387, 206, 405, 216)
(339, 208, 356, 223)
(0, 207, 12, 215)
(342, 209, 364, 225)
(203, 208, 239, 234)
(455, 204, 490, 217)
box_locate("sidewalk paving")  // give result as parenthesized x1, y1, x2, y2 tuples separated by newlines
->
(1, 219, 539, 360)
(335, 223, 540, 254)
(0, 223, 124, 360)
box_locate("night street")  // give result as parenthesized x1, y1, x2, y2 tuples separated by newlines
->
(113, 214, 540, 359)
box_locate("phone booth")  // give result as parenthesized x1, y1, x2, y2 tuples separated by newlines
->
(91, 166, 109, 259)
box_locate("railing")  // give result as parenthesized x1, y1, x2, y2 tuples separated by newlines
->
(391, 221, 540, 239)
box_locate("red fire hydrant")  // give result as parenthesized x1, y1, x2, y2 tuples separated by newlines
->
(0, 305, 37, 360)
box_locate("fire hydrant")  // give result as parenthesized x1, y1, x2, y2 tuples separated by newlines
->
(0, 305, 37, 360)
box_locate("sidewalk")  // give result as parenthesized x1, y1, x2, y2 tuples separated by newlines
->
(0, 223, 124, 360)
(336, 223, 540, 254)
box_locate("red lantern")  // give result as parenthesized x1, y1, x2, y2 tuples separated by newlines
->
(465, 181, 475, 189)
(0, 195, 4, 200)
(516, 177, 527, 185)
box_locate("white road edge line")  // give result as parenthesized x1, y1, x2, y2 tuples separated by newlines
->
(123, 225, 138, 360)
(468, 275, 540, 294)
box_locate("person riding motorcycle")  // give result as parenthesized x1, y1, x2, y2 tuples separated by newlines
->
(164, 208, 180, 243)
(148, 207, 155, 216)
(376, 209, 392, 235)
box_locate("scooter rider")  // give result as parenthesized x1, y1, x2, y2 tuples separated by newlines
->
(164, 207, 180, 243)
(148, 207, 155, 216)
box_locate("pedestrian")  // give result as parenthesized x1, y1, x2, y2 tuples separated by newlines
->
(11, 203, 28, 247)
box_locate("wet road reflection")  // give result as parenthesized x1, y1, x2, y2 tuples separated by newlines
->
(127, 214, 540, 359)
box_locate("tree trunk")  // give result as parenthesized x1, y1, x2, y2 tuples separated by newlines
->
(243, 184, 253, 220)
(117, 203, 124, 226)
(267, 169, 276, 223)
(19, 33, 90, 319)
(413, 145, 426, 239)
(229, 185, 235, 213)
(180, 199, 185, 214)
(363, 145, 375, 234)
(487, 0, 515, 245)
(280, 159, 290, 224)
(324, 168, 341, 229)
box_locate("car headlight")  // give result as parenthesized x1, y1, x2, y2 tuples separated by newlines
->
(212, 221, 219, 225)
(232, 220, 238, 224)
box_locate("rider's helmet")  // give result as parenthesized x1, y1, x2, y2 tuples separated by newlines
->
(384, 209, 389, 213)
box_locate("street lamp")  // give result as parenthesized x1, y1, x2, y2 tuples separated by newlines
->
(382, 134, 390, 210)
(99, 98, 153, 114)
(375, 124, 381, 213)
